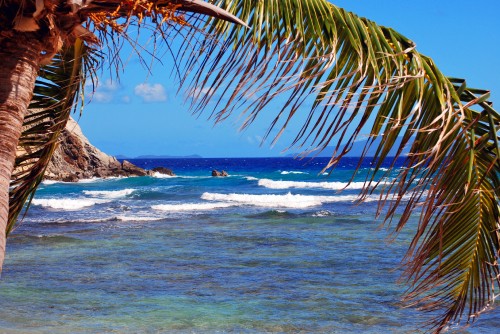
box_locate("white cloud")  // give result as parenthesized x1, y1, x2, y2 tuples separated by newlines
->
(86, 79, 121, 103)
(93, 91, 113, 103)
(134, 83, 167, 102)
(99, 79, 120, 91)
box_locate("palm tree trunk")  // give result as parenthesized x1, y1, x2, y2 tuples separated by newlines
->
(0, 35, 42, 272)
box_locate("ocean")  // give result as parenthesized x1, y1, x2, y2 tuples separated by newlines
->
(1, 157, 498, 333)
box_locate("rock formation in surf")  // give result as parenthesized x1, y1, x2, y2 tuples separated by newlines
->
(44, 118, 172, 181)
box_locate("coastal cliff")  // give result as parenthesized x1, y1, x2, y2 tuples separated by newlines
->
(44, 118, 153, 182)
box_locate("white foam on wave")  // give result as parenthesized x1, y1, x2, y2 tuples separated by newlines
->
(280, 171, 308, 175)
(176, 175, 212, 179)
(83, 189, 135, 199)
(258, 179, 367, 190)
(32, 198, 109, 210)
(152, 202, 235, 212)
(115, 215, 163, 222)
(77, 178, 101, 183)
(201, 192, 373, 208)
(245, 176, 259, 181)
(41, 180, 61, 185)
(369, 167, 390, 172)
(312, 210, 333, 217)
(152, 172, 176, 179)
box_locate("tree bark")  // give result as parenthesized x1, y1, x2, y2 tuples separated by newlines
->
(0, 34, 42, 272)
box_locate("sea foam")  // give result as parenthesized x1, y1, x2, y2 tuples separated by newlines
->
(280, 171, 308, 175)
(152, 172, 176, 178)
(77, 178, 102, 183)
(152, 202, 235, 212)
(83, 189, 135, 199)
(32, 198, 109, 210)
(201, 192, 370, 208)
(41, 180, 62, 185)
(258, 179, 367, 190)
(115, 215, 163, 222)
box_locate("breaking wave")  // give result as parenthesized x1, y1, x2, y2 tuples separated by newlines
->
(258, 179, 367, 190)
(152, 202, 236, 212)
(83, 189, 135, 199)
(114, 215, 164, 222)
(41, 180, 62, 185)
(201, 192, 373, 208)
(32, 198, 110, 210)
(151, 172, 176, 178)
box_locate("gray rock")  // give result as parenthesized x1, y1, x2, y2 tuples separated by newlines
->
(151, 167, 175, 176)
(122, 160, 149, 176)
(61, 174, 79, 182)
(212, 169, 229, 177)
(44, 117, 150, 182)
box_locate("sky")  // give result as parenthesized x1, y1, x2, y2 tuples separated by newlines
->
(77, 0, 500, 158)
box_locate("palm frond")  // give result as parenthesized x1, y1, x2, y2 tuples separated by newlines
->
(399, 80, 500, 332)
(8, 40, 98, 235)
(169, 1, 500, 331)
(6, 0, 245, 235)
(6, 0, 498, 331)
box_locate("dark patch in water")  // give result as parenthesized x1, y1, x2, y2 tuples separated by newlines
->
(245, 210, 297, 219)
(14, 234, 84, 244)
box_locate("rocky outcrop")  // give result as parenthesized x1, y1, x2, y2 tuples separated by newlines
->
(212, 170, 228, 177)
(152, 167, 175, 176)
(44, 118, 163, 181)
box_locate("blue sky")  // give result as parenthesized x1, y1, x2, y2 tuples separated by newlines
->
(77, 0, 500, 158)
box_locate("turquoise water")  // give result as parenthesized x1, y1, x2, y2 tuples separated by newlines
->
(1, 158, 498, 333)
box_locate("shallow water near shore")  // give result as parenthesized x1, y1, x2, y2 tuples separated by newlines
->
(1, 158, 498, 333)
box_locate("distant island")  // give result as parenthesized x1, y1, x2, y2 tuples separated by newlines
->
(115, 154, 203, 159)
(287, 136, 411, 158)
(115, 138, 411, 160)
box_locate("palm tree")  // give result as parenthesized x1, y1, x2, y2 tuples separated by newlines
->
(0, 0, 244, 268)
(1, 0, 498, 332)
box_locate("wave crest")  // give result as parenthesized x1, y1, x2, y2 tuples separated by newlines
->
(83, 189, 135, 199)
(32, 198, 109, 210)
(280, 171, 308, 175)
(201, 192, 368, 208)
(258, 179, 366, 190)
(152, 172, 176, 179)
(152, 202, 235, 212)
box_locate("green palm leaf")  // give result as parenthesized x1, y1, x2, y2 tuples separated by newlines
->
(9, 40, 97, 235)
(4, 1, 249, 240)
(5, 0, 498, 331)
(169, 1, 500, 331)
(5, 1, 246, 241)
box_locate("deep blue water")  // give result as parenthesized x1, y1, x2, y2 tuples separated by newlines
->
(0, 157, 498, 333)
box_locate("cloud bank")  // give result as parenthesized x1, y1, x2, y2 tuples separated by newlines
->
(134, 83, 167, 102)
